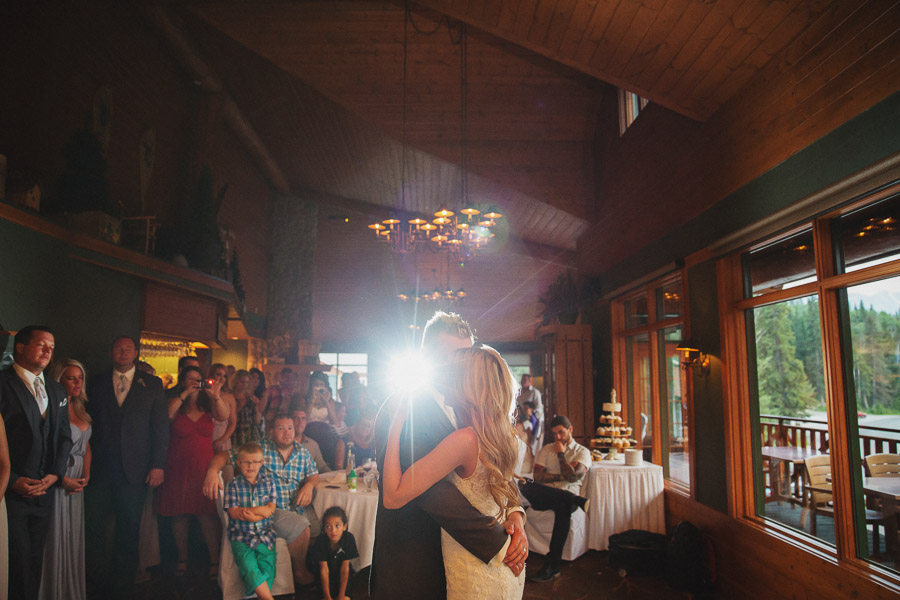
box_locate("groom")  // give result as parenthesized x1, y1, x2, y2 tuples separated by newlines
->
(371, 311, 528, 600)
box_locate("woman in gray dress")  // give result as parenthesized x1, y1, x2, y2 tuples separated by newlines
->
(39, 359, 92, 600)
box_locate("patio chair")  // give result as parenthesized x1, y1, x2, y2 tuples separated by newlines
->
(802, 455, 893, 555)
(865, 453, 900, 477)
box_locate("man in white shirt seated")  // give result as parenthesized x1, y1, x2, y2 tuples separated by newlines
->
(520, 415, 590, 583)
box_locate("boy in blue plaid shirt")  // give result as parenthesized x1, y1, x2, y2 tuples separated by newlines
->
(225, 442, 278, 600)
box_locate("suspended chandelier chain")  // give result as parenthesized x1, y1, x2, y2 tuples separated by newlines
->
(460, 21, 468, 210)
(401, 1, 408, 212)
(368, 10, 502, 263)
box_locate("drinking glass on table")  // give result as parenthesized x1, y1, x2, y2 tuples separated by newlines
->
(364, 470, 376, 492)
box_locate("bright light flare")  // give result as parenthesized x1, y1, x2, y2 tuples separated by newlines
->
(388, 352, 434, 395)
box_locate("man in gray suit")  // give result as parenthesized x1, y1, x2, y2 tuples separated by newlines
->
(0, 325, 73, 599)
(85, 335, 169, 599)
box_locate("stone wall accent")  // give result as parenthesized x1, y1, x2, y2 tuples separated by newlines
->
(267, 194, 317, 359)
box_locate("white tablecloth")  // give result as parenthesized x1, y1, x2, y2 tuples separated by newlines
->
(312, 470, 379, 570)
(584, 459, 665, 550)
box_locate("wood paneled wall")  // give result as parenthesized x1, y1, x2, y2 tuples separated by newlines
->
(0, 2, 272, 316)
(578, 1, 900, 277)
(665, 491, 900, 599)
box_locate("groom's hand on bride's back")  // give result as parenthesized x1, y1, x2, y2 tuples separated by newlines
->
(502, 511, 528, 575)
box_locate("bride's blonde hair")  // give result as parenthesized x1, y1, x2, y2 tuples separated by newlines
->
(448, 345, 520, 520)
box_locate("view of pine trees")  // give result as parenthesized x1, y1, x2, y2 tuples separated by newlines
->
(754, 297, 900, 417)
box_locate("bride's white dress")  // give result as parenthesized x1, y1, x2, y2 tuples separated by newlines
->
(441, 459, 526, 600)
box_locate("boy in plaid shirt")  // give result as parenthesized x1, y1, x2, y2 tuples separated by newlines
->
(225, 442, 278, 600)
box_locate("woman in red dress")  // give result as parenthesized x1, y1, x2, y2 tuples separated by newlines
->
(156, 366, 230, 579)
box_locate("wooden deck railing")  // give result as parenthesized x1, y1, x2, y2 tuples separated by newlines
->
(760, 414, 900, 456)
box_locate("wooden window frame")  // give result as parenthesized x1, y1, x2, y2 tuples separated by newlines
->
(718, 182, 900, 580)
(612, 270, 695, 496)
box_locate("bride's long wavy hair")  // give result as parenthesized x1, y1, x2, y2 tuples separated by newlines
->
(447, 345, 520, 520)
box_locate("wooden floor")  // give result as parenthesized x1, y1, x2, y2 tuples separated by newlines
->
(134, 550, 700, 599)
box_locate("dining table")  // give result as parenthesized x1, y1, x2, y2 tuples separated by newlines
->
(761, 445, 824, 505)
(583, 457, 665, 551)
(312, 469, 380, 571)
(862, 476, 900, 562)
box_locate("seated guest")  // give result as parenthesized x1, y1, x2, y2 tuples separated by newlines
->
(1, 326, 73, 600)
(224, 442, 278, 600)
(347, 415, 376, 466)
(231, 370, 263, 447)
(520, 415, 590, 583)
(156, 367, 229, 579)
(304, 418, 345, 471)
(39, 359, 93, 600)
(292, 409, 330, 473)
(309, 506, 358, 600)
(209, 363, 237, 452)
(204, 415, 319, 587)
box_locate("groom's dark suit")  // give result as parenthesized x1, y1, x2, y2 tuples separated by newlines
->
(85, 367, 168, 599)
(0, 366, 73, 600)
(370, 390, 510, 600)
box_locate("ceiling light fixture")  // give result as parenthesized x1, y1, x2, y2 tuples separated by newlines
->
(368, 7, 501, 263)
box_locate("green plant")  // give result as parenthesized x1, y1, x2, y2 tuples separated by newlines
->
(539, 271, 580, 325)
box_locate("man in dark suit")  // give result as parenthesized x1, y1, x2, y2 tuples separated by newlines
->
(0, 325, 73, 599)
(85, 335, 169, 599)
(370, 312, 528, 600)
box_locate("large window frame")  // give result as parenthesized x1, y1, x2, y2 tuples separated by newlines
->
(612, 271, 694, 495)
(719, 181, 900, 579)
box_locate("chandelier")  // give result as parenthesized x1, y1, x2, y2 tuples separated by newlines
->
(368, 8, 502, 263)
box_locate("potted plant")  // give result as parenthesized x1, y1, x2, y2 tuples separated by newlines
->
(539, 271, 580, 325)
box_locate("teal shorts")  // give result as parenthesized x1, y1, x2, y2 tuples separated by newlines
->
(230, 540, 277, 595)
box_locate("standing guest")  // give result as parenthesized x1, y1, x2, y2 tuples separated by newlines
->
(0, 412, 13, 600)
(262, 368, 296, 433)
(331, 402, 350, 439)
(249, 368, 267, 410)
(156, 366, 229, 579)
(516, 374, 543, 448)
(231, 370, 263, 447)
(291, 409, 330, 473)
(309, 506, 358, 600)
(209, 363, 236, 452)
(166, 356, 201, 399)
(85, 335, 169, 600)
(39, 359, 92, 600)
(226, 364, 237, 380)
(0, 326, 73, 600)
(224, 442, 278, 600)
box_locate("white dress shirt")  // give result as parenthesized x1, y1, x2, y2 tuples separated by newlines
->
(13, 362, 48, 416)
(114, 365, 136, 406)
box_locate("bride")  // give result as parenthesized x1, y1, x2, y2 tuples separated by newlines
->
(383, 345, 525, 599)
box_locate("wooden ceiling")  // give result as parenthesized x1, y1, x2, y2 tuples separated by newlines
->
(163, 0, 868, 254)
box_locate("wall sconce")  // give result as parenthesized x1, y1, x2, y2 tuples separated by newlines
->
(676, 340, 710, 376)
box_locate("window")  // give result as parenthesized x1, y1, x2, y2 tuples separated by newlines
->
(613, 275, 691, 489)
(318, 352, 368, 397)
(723, 187, 900, 575)
(618, 89, 649, 135)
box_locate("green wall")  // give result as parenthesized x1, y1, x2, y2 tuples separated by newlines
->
(583, 90, 900, 514)
(0, 217, 143, 376)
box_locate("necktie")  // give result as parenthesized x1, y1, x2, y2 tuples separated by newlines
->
(117, 373, 128, 406)
(34, 376, 49, 417)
